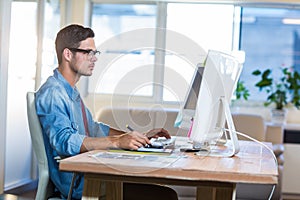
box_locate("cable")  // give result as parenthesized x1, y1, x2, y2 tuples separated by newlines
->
(223, 128, 277, 200)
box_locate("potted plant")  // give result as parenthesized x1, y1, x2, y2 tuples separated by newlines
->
(252, 67, 300, 123)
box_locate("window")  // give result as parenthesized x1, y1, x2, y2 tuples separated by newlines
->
(90, 4, 157, 96)
(90, 2, 236, 104)
(6, 0, 37, 189)
(239, 7, 300, 101)
(164, 3, 235, 102)
(41, 0, 60, 84)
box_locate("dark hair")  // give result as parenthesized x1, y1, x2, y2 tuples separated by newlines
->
(55, 24, 95, 64)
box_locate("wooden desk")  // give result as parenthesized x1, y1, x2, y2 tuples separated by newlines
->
(59, 139, 277, 200)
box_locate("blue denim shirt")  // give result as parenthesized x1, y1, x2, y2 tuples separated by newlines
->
(35, 68, 109, 199)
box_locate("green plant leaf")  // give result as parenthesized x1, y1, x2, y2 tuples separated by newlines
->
(262, 69, 271, 79)
(255, 79, 272, 88)
(252, 70, 261, 75)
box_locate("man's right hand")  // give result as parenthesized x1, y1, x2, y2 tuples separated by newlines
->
(117, 131, 151, 150)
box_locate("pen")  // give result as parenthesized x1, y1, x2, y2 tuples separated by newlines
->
(126, 124, 134, 132)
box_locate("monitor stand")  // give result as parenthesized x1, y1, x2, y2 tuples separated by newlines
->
(195, 97, 240, 157)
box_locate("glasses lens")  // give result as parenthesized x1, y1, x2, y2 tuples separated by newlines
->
(88, 50, 100, 59)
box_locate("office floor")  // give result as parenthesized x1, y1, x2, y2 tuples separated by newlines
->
(0, 181, 37, 200)
(0, 190, 36, 200)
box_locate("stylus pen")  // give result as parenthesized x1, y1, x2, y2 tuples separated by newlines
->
(126, 124, 152, 138)
(126, 124, 134, 132)
(126, 124, 150, 138)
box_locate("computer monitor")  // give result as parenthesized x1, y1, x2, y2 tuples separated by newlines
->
(186, 50, 243, 157)
(174, 63, 204, 130)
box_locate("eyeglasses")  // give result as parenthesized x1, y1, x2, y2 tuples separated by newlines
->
(68, 48, 101, 60)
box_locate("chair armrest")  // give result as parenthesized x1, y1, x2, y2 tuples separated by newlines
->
(272, 144, 284, 165)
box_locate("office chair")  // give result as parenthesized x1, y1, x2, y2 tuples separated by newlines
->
(26, 92, 61, 200)
(231, 113, 266, 141)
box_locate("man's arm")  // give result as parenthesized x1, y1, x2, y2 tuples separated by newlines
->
(79, 127, 172, 153)
(80, 130, 150, 152)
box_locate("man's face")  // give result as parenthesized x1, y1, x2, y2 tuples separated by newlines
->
(70, 37, 98, 77)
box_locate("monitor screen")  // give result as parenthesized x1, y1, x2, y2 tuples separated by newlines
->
(174, 63, 204, 130)
(189, 50, 243, 156)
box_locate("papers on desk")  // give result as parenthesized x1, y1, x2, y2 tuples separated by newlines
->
(92, 151, 160, 160)
(89, 150, 182, 171)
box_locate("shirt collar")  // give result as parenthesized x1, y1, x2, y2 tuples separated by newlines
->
(53, 68, 81, 101)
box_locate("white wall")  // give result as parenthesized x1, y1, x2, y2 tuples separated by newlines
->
(0, 0, 11, 194)
(3, 1, 36, 190)
(282, 144, 300, 194)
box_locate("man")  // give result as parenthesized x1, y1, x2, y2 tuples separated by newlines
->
(35, 24, 178, 199)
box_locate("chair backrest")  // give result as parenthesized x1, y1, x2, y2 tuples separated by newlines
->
(232, 113, 266, 141)
(26, 92, 58, 200)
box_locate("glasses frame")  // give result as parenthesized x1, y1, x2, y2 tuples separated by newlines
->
(68, 48, 101, 59)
